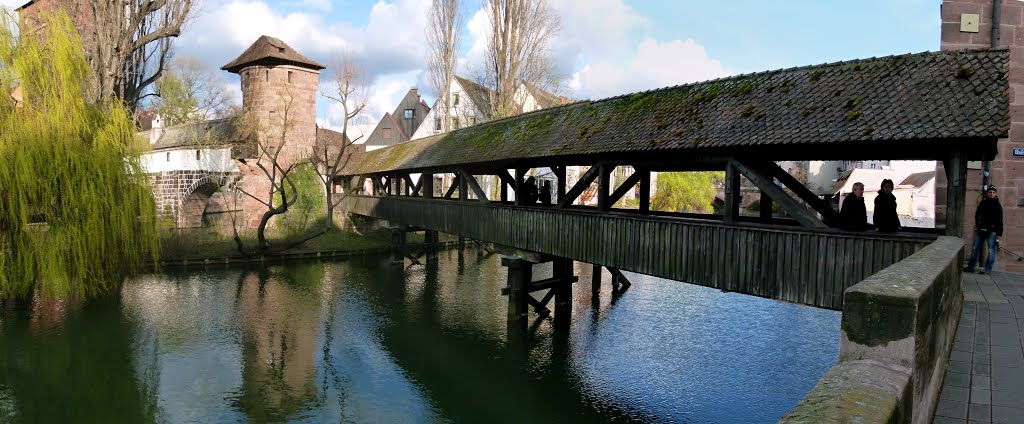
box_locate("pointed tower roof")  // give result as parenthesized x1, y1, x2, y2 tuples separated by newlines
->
(222, 35, 325, 74)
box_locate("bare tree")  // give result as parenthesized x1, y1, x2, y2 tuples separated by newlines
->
(317, 52, 368, 231)
(229, 85, 307, 253)
(153, 56, 237, 125)
(85, 0, 194, 109)
(483, 0, 561, 119)
(426, 0, 462, 132)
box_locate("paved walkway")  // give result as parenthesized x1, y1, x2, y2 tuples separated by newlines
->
(935, 271, 1024, 423)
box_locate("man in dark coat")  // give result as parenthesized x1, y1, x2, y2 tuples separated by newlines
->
(966, 186, 1004, 274)
(873, 179, 901, 232)
(839, 182, 870, 230)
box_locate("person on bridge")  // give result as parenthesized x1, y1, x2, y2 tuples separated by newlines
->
(873, 179, 901, 232)
(966, 186, 1003, 275)
(839, 182, 870, 231)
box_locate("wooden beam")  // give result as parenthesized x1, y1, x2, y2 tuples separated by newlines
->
(753, 160, 840, 225)
(500, 275, 579, 295)
(639, 170, 650, 212)
(459, 168, 490, 203)
(724, 162, 741, 223)
(608, 267, 632, 293)
(458, 171, 468, 201)
(558, 164, 602, 209)
(945, 146, 966, 237)
(598, 164, 611, 212)
(496, 169, 515, 203)
(404, 174, 419, 197)
(515, 168, 527, 206)
(730, 159, 827, 228)
(442, 173, 460, 199)
(608, 170, 643, 208)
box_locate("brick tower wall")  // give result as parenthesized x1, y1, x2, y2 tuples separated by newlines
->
(239, 64, 320, 168)
(940, 0, 1024, 272)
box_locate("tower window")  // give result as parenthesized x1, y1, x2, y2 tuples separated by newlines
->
(265, 70, 269, 82)
(288, 71, 293, 84)
(404, 109, 414, 119)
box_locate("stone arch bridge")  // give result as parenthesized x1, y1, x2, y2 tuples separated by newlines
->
(149, 170, 240, 228)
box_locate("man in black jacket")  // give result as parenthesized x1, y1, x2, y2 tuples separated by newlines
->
(966, 186, 1004, 274)
(839, 182, 870, 230)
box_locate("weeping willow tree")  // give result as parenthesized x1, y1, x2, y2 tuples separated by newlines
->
(0, 12, 160, 301)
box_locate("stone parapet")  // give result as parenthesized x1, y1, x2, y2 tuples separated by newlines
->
(781, 236, 964, 423)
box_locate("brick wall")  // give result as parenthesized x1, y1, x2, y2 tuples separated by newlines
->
(941, 0, 1024, 272)
(239, 64, 319, 168)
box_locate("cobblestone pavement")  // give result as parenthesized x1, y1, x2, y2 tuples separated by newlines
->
(934, 271, 1024, 424)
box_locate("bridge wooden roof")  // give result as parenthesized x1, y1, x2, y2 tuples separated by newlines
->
(343, 49, 1009, 176)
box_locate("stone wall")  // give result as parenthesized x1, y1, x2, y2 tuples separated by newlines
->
(781, 236, 964, 423)
(148, 170, 238, 225)
(940, 0, 1024, 272)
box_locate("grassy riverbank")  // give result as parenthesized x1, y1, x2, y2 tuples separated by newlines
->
(159, 227, 424, 261)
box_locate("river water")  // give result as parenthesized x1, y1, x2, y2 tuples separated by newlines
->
(0, 249, 840, 423)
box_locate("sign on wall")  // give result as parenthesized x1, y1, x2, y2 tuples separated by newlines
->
(1013, 148, 1024, 157)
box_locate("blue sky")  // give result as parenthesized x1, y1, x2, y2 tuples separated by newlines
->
(1, 0, 941, 133)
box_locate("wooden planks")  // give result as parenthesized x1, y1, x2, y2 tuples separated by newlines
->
(344, 195, 936, 310)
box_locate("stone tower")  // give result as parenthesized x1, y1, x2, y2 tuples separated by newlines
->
(222, 35, 324, 167)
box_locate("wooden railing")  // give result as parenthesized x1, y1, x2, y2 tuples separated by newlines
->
(344, 195, 937, 310)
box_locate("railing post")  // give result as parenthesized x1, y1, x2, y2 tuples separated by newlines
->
(598, 163, 611, 212)
(639, 169, 651, 212)
(724, 160, 741, 223)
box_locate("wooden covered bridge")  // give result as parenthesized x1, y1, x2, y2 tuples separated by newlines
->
(338, 49, 1008, 322)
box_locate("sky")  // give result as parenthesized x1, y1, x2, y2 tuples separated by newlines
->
(1, 0, 941, 136)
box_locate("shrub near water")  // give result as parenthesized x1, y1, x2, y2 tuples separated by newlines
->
(0, 13, 159, 300)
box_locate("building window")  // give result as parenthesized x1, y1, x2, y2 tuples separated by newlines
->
(452, 93, 459, 106)
(434, 118, 442, 131)
(166, 152, 170, 162)
(287, 71, 293, 84)
(870, 163, 877, 169)
(469, 117, 476, 126)
(383, 128, 392, 138)
(452, 118, 460, 129)
(404, 109, 414, 119)
(196, 150, 201, 160)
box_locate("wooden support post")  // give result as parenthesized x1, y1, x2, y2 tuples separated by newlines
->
(503, 256, 532, 334)
(598, 163, 611, 212)
(424, 229, 439, 249)
(639, 170, 651, 212)
(555, 166, 567, 204)
(422, 173, 433, 198)
(759, 191, 773, 220)
(515, 168, 527, 206)
(608, 267, 632, 294)
(553, 258, 573, 325)
(458, 171, 468, 201)
(945, 146, 967, 237)
(724, 161, 741, 223)
(591, 264, 602, 296)
(389, 227, 406, 263)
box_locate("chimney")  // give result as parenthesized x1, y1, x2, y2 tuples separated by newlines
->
(149, 114, 163, 144)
